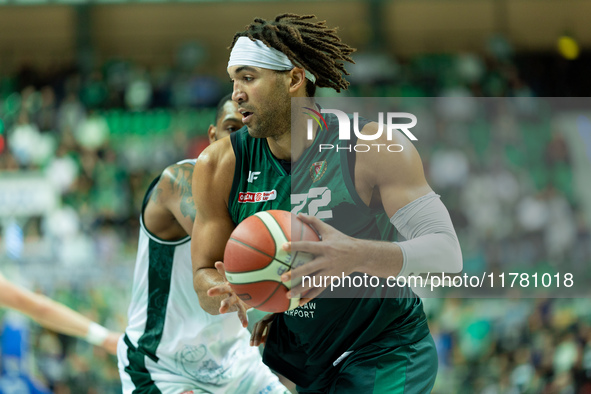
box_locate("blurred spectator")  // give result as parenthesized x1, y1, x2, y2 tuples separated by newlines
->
(124, 67, 152, 110)
(45, 144, 79, 194)
(57, 92, 86, 136)
(74, 111, 109, 150)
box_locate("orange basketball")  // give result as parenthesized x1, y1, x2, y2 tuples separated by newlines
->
(224, 210, 320, 312)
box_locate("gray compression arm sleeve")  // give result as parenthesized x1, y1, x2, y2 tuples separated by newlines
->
(390, 192, 463, 276)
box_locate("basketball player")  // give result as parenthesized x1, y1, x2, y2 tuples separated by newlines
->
(191, 14, 462, 393)
(117, 94, 289, 394)
(0, 271, 120, 354)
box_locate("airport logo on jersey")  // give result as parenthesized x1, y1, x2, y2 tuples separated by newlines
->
(238, 190, 277, 203)
(305, 108, 418, 153)
(309, 161, 328, 183)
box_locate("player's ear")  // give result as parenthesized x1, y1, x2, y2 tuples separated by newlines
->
(207, 125, 216, 143)
(289, 67, 306, 94)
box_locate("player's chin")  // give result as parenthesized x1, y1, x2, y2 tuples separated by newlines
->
(246, 125, 265, 139)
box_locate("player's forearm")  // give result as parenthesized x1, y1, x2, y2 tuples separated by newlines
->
(354, 239, 405, 278)
(357, 234, 461, 279)
(11, 287, 114, 346)
(1, 282, 90, 337)
(357, 193, 463, 278)
(1, 279, 117, 351)
(193, 268, 228, 315)
(389, 193, 463, 276)
(395, 232, 462, 276)
(29, 294, 91, 337)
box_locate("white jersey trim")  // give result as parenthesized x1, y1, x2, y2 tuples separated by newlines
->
(139, 215, 190, 246)
(139, 157, 197, 246)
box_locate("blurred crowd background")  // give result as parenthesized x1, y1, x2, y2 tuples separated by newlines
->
(1, 0, 591, 393)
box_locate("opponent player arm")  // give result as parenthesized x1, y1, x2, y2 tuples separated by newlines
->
(191, 140, 249, 326)
(0, 272, 121, 354)
(143, 162, 196, 239)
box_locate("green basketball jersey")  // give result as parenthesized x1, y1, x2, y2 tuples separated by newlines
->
(228, 113, 430, 390)
(228, 130, 291, 222)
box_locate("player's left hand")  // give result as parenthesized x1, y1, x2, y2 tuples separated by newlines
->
(207, 261, 251, 327)
(281, 214, 367, 305)
(250, 313, 276, 346)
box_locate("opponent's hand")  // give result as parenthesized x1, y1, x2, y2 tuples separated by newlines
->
(250, 313, 276, 346)
(281, 214, 366, 304)
(207, 261, 251, 327)
(101, 332, 122, 355)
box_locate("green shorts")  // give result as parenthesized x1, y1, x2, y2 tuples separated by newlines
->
(298, 333, 438, 394)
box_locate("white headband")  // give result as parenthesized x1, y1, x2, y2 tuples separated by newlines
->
(228, 36, 316, 83)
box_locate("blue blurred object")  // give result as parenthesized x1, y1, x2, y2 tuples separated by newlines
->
(577, 115, 591, 163)
(4, 219, 24, 261)
(0, 314, 51, 394)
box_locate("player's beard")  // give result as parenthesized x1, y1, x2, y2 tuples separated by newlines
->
(246, 81, 291, 140)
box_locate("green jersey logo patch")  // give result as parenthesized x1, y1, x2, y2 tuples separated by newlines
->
(309, 161, 328, 183)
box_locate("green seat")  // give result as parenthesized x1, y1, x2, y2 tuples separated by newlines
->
(504, 145, 526, 168)
(520, 120, 551, 166)
(530, 164, 549, 190)
(153, 110, 171, 134)
(120, 112, 132, 135)
(469, 120, 491, 163)
(552, 163, 574, 202)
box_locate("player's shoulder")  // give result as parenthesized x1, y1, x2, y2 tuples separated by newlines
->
(147, 161, 195, 208)
(160, 160, 195, 189)
(144, 161, 195, 239)
(164, 159, 196, 173)
(194, 135, 236, 178)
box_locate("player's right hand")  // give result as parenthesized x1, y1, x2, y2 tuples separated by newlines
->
(207, 261, 251, 327)
(250, 313, 276, 346)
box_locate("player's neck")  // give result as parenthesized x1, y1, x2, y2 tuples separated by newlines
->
(292, 110, 318, 162)
(266, 118, 317, 163)
(267, 132, 292, 161)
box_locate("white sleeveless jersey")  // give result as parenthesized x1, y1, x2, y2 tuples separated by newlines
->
(118, 160, 285, 394)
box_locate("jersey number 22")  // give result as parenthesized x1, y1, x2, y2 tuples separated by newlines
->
(291, 187, 333, 219)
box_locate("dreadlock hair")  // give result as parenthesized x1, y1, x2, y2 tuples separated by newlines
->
(229, 13, 356, 96)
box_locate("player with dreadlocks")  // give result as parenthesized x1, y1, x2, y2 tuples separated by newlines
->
(228, 14, 354, 95)
(192, 13, 462, 393)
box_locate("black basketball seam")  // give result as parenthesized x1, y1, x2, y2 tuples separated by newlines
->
(260, 212, 293, 270)
(227, 238, 291, 270)
(267, 211, 298, 271)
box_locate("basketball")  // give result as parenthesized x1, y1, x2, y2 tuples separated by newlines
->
(223, 210, 320, 312)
